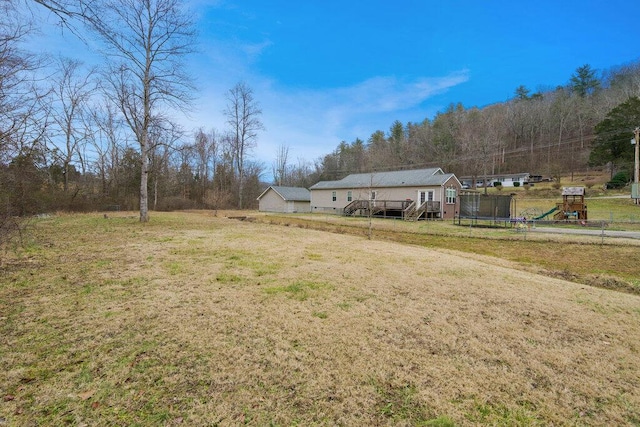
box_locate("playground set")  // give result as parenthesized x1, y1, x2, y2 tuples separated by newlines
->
(533, 187, 588, 221)
(456, 187, 588, 227)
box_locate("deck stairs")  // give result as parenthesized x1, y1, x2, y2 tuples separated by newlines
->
(403, 201, 427, 221)
(343, 200, 368, 216)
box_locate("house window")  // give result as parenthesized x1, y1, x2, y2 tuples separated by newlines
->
(332, 191, 337, 202)
(370, 191, 377, 200)
(347, 191, 352, 202)
(446, 188, 456, 204)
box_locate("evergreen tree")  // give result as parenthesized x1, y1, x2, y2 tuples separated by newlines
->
(570, 64, 600, 97)
(589, 97, 640, 174)
(515, 85, 530, 100)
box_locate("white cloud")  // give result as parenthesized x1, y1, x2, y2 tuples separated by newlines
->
(240, 39, 274, 61)
(24, 0, 470, 180)
(185, 69, 471, 176)
(335, 71, 470, 114)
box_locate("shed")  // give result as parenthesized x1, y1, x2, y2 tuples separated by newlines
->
(257, 186, 311, 213)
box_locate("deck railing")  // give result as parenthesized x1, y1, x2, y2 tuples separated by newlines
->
(344, 200, 439, 218)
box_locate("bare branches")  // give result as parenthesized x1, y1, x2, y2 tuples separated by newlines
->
(272, 143, 289, 186)
(223, 82, 263, 209)
(45, 58, 98, 190)
(85, 0, 196, 221)
(1, 1, 46, 163)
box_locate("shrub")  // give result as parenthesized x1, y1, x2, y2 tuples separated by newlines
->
(493, 182, 503, 191)
(0, 210, 27, 258)
(606, 171, 630, 189)
(513, 181, 520, 187)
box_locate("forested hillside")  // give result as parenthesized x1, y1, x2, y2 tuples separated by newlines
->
(309, 63, 640, 184)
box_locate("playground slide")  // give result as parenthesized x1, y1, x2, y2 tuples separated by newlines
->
(533, 206, 558, 220)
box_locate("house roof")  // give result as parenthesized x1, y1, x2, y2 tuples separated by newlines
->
(459, 173, 530, 180)
(310, 168, 457, 190)
(562, 187, 585, 196)
(257, 186, 311, 201)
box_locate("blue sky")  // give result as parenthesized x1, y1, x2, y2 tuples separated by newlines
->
(29, 0, 640, 173)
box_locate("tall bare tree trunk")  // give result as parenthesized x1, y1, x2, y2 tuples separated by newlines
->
(224, 82, 263, 210)
(140, 134, 149, 222)
(81, 0, 195, 222)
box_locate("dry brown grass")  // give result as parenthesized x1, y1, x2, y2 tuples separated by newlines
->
(260, 213, 640, 296)
(1, 211, 639, 426)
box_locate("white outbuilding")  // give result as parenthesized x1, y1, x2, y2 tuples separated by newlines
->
(257, 186, 311, 213)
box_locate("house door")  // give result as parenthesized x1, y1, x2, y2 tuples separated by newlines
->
(418, 190, 434, 206)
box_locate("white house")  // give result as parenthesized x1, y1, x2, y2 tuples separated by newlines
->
(460, 173, 531, 188)
(257, 186, 311, 213)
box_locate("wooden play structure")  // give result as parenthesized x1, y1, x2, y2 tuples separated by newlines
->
(534, 187, 587, 221)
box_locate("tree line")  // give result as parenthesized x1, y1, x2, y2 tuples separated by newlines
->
(1, 0, 266, 224)
(311, 63, 640, 185)
(2, 0, 640, 232)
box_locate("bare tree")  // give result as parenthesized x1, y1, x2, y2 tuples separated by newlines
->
(223, 82, 263, 209)
(89, 102, 127, 198)
(0, 0, 46, 252)
(87, 0, 196, 222)
(147, 119, 185, 210)
(458, 106, 503, 193)
(192, 127, 218, 206)
(46, 58, 96, 193)
(272, 143, 289, 186)
(0, 2, 43, 162)
(242, 160, 265, 209)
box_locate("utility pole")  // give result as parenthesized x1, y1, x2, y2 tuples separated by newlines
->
(634, 128, 640, 205)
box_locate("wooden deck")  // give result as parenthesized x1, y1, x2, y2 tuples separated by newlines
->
(343, 200, 441, 220)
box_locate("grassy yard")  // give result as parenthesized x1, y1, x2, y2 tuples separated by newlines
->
(510, 192, 640, 224)
(481, 173, 639, 224)
(262, 210, 640, 295)
(1, 212, 639, 426)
